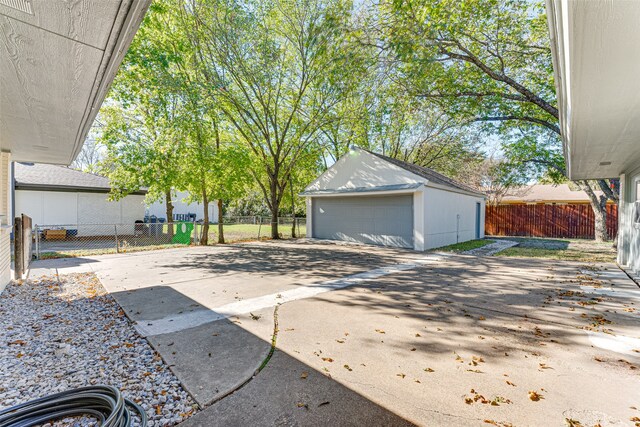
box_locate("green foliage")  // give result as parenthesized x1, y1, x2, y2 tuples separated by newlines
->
(378, 0, 560, 183)
(180, 0, 361, 236)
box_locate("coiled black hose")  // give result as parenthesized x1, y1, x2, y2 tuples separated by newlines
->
(0, 385, 147, 427)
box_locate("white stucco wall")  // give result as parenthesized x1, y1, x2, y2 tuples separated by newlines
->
(146, 190, 218, 223)
(15, 190, 146, 236)
(423, 186, 485, 249)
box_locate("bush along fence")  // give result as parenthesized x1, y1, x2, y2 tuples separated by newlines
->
(485, 204, 617, 239)
(32, 217, 306, 259)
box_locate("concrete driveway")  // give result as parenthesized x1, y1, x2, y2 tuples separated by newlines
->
(30, 240, 640, 426)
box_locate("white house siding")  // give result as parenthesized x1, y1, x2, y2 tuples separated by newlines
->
(146, 191, 218, 223)
(423, 186, 485, 249)
(617, 167, 640, 274)
(15, 190, 145, 236)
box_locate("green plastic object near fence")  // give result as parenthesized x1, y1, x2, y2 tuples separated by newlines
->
(172, 222, 194, 244)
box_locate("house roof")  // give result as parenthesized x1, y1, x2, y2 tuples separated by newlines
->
(547, 0, 640, 179)
(500, 184, 604, 203)
(0, 0, 151, 165)
(362, 149, 485, 197)
(14, 162, 146, 195)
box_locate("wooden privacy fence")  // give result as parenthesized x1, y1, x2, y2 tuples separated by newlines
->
(485, 204, 618, 239)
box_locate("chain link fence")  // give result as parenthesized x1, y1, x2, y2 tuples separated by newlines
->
(34, 217, 306, 260)
(198, 217, 306, 242)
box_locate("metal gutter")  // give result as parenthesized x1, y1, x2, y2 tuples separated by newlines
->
(300, 183, 424, 197)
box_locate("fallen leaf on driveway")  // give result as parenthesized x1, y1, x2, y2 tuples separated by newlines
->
(564, 419, 583, 427)
(343, 364, 352, 371)
(321, 357, 333, 362)
(538, 363, 552, 369)
(375, 329, 385, 334)
(8, 340, 26, 346)
(317, 401, 330, 407)
(296, 402, 309, 410)
(423, 368, 434, 373)
(300, 372, 308, 380)
(396, 373, 405, 378)
(336, 339, 345, 344)
(528, 390, 543, 401)
(506, 381, 516, 387)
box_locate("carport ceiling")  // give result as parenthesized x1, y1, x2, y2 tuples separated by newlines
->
(0, 0, 150, 164)
(548, 0, 640, 179)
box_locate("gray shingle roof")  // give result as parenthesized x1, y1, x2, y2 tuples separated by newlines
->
(14, 163, 146, 194)
(362, 149, 485, 196)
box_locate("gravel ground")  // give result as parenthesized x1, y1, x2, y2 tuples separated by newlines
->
(0, 273, 197, 426)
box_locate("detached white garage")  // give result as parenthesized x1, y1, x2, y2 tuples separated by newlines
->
(302, 147, 486, 251)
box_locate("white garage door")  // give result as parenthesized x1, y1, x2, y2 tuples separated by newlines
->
(312, 195, 414, 249)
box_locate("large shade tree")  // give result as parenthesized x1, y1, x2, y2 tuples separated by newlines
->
(377, 0, 617, 240)
(180, 0, 362, 238)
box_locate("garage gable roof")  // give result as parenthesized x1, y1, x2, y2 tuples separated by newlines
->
(303, 147, 485, 197)
(363, 149, 484, 196)
(14, 162, 146, 195)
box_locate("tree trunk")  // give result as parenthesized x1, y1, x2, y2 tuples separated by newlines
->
(290, 177, 296, 238)
(217, 199, 224, 244)
(580, 180, 608, 241)
(165, 190, 174, 237)
(201, 189, 209, 246)
(270, 179, 280, 239)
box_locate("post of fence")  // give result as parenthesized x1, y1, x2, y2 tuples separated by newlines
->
(114, 224, 119, 253)
(14, 216, 23, 279)
(194, 220, 198, 245)
(258, 216, 262, 239)
(35, 225, 40, 260)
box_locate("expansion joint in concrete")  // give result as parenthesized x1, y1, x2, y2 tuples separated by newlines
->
(203, 305, 280, 408)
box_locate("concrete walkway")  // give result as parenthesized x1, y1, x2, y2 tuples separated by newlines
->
(28, 241, 640, 426)
(461, 239, 519, 256)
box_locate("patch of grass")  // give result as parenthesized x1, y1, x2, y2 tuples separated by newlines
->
(209, 223, 307, 242)
(493, 237, 616, 263)
(435, 239, 495, 253)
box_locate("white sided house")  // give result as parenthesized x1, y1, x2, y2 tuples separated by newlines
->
(547, 0, 640, 277)
(0, 0, 150, 289)
(14, 163, 146, 236)
(302, 147, 486, 251)
(146, 190, 218, 223)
